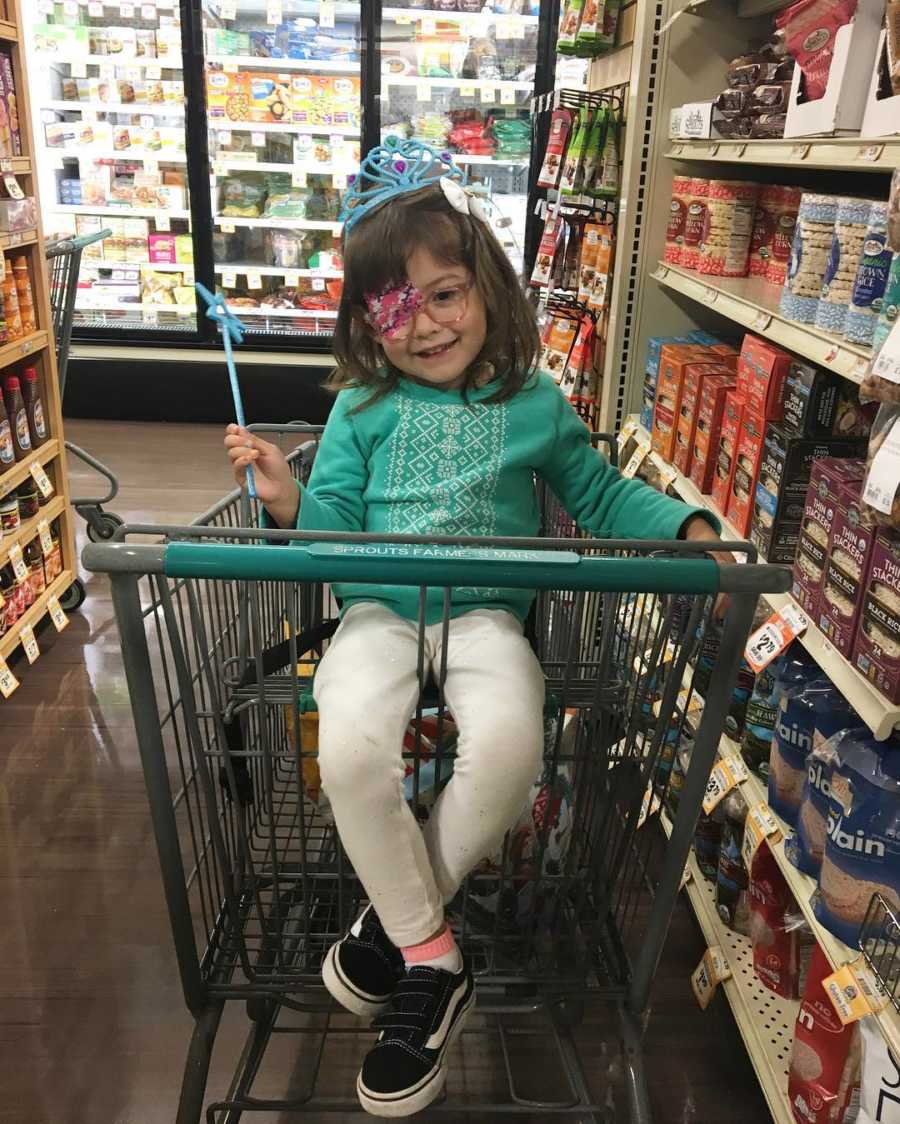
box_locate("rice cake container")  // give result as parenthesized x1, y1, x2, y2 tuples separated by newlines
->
(819, 484, 876, 658)
(815, 196, 872, 336)
(780, 192, 839, 324)
(853, 534, 900, 704)
(681, 178, 709, 271)
(664, 175, 692, 265)
(749, 184, 801, 283)
(698, 179, 759, 278)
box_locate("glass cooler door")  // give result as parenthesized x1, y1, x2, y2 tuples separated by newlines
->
(378, 4, 541, 277)
(26, 1, 195, 335)
(202, 0, 361, 340)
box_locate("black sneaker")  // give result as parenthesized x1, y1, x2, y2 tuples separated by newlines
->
(322, 905, 404, 1019)
(357, 960, 475, 1117)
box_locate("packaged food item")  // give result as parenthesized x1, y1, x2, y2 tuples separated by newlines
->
(819, 485, 877, 657)
(586, 223, 614, 314)
(777, 0, 860, 102)
(558, 111, 590, 198)
(220, 173, 266, 218)
(816, 196, 873, 336)
(536, 108, 573, 189)
(11, 255, 35, 336)
(651, 345, 707, 461)
(793, 458, 867, 614)
(768, 186, 802, 286)
(558, 0, 585, 52)
(738, 334, 792, 421)
(781, 192, 840, 324)
(768, 652, 829, 826)
(890, 167, 900, 251)
(748, 842, 806, 998)
(0, 383, 13, 470)
(673, 362, 732, 476)
(845, 205, 893, 348)
(716, 788, 751, 933)
(741, 656, 784, 779)
(711, 389, 745, 514)
(728, 409, 766, 536)
(2, 374, 30, 462)
(0, 492, 18, 536)
(861, 402, 900, 527)
(872, 252, 900, 355)
(782, 359, 862, 436)
(698, 179, 759, 278)
(681, 178, 709, 271)
(664, 175, 692, 266)
(1, 272, 21, 341)
(43, 524, 62, 584)
(817, 726, 900, 947)
(858, 1015, 900, 1124)
(749, 184, 786, 278)
(539, 314, 578, 382)
(694, 801, 725, 881)
(690, 374, 736, 494)
(530, 212, 562, 289)
(0, 51, 20, 158)
(852, 528, 900, 700)
(24, 540, 45, 600)
(788, 945, 861, 1124)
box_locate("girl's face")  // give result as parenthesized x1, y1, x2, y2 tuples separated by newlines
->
(373, 246, 487, 392)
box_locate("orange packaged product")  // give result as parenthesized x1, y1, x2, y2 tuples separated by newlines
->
(539, 314, 579, 383)
(11, 255, 34, 335)
(709, 343, 739, 370)
(711, 390, 745, 515)
(205, 70, 250, 124)
(727, 409, 766, 536)
(673, 362, 733, 477)
(587, 224, 614, 315)
(689, 374, 736, 494)
(2, 269, 22, 341)
(651, 345, 701, 461)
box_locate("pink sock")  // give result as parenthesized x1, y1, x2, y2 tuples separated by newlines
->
(401, 924, 462, 973)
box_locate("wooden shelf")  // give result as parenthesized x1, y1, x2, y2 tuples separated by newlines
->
(0, 19, 17, 44)
(0, 227, 37, 250)
(651, 263, 872, 384)
(0, 440, 60, 503)
(0, 329, 50, 373)
(633, 422, 900, 739)
(659, 810, 797, 1124)
(0, 570, 74, 662)
(0, 495, 65, 571)
(667, 137, 900, 173)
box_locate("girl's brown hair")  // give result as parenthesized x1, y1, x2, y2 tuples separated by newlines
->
(329, 183, 540, 408)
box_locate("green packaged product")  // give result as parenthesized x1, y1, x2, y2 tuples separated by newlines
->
(558, 112, 589, 196)
(578, 107, 607, 202)
(873, 251, 900, 354)
(575, 0, 606, 51)
(598, 0, 621, 51)
(558, 0, 585, 53)
(595, 109, 619, 200)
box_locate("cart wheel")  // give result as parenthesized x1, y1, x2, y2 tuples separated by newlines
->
(58, 577, 86, 613)
(86, 513, 124, 542)
(246, 996, 276, 1024)
(550, 997, 585, 1030)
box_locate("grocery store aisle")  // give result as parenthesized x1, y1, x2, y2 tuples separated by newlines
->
(0, 419, 770, 1123)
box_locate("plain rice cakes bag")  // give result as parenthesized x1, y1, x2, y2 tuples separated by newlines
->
(768, 649, 832, 825)
(858, 1015, 900, 1124)
(816, 727, 900, 948)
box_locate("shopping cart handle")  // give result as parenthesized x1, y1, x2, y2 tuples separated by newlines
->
(141, 539, 791, 595)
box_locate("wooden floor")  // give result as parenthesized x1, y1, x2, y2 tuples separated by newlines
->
(0, 419, 772, 1123)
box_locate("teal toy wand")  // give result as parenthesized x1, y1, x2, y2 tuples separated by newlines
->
(196, 282, 256, 500)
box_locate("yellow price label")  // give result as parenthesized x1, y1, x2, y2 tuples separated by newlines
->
(692, 946, 731, 1010)
(37, 519, 53, 556)
(9, 543, 27, 582)
(48, 594, 69, 633)
(0, 657, 19, 699)
(19, 624, 39, 665)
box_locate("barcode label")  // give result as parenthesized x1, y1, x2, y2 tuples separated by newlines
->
(0, 657, 19, 699)
(19, 624, 39, 665)
(9, 543, 27, 582)
(48, 595, 69, 633)
(37, 519, 53, 556)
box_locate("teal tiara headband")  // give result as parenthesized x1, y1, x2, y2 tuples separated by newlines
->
(339, 137, 490, 236)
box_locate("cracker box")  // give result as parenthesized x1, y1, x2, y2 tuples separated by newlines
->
(711, 390, 745, 515)
(738, 334, 792, 421)
(782, 360, 849, 436)
(689, 374, 736, 494)
(709, 343, 739, 370)
(853, 534, 900, 704)
(792, 459, 867, 614)
(673, 362, 733, 476)
(727, 409, 766, 536)
(651, 345, 708, 461)
(819, 484, 876, 658)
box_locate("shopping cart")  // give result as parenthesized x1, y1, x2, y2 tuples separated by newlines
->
(83, 424, 791, 1123)
(46, 230, 123, 542)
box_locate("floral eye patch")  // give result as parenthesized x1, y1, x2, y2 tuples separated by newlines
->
(363, 280, 423, 338)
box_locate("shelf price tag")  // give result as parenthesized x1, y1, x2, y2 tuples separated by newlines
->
(120, 1, 135, 17)
(283, 269, 300, 287)
(88, 0, 103, 14)
(691, 946, 731, 1010)
(222, 58, 239, 73)
(141, 3, 156, 17)
(790, 143, 810, 160)
(857, 143, 884, 163)
(48, 595, 69, 633)
(146, 65, 163, 80)
(219, 221, 235, 234)
(311, 277, 326, 291)
(870, 319, 900, 386)
(251, 130, 265, 147)
(751, 310, 771, 332)
(741, 802, 781, 868)
(744, 603, 808, 673)
(156, 215, 171, 232)
(659, 463, 679, 491)
(246, 270, 262, 290)
(8, 543, 27, 583)
(500, 85, 517, 106)
(220, 0, 237, 17)
(29, 462, 54, 500)
(267, 0, 282, 25)
(319, 0, 335, 28)
(222, 269, 237, 288)
(702, 756, 748, 814)
(459, 82, 476, 98)
(823, 958, 888, 1025)
(0, 656, 19, 699)
(331, 172, 347, 189)
(480, 85, 496, 104)
(496, 15, 512, 39)
(64, 0, 80, 17)
(37, 520, 53, 557)
(616, 417, 638, 452)
(416, 81, 431, 103)
(422, 15, 437, 34)
(621, 439, 650, 480)
(19, 624, 39, 666)
(291, 169, 307, 188)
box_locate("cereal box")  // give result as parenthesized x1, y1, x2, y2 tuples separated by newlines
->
(727, 409, 766, 536)
(819, 483, 876, 658)
(689, 374, 735, 494)
(711, 390, 745, 515)
(738, 334, 792, 421)
(698, 179, 759, 278)
(853, 534, 900, 703)
(673, 362, 733, 476)
(651, 345, 707, 461)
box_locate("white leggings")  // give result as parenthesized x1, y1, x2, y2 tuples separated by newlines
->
(313, 602, 546, 948)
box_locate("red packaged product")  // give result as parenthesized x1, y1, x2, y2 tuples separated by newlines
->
(673, 362, 733, 476)
(698, 179, 759, 279)
(748, 842, 801, 999)
(727, 408, 766, 536)
(819, 482, 875, 658)
(787, 945, 861, 1124)
(651, 344, 708, 461)
(738, 333, 792, 421)
(749, 185, 787, 278)
(530, 212, 562, 289)
(777, 0, 859, 102)
(768, 186, 802, 287)
(681, 178, 709, 271)
(536, 108, 573, 189)
(690, 374, 736, 494)
(711, 389, 745, 515)
(664, 175, 692, 265)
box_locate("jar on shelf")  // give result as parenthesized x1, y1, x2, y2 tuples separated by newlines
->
(43, 523, 62, 585)
(0, 491, 19, 537)
(16, 478, 38, 521)
(2, 561, 27, 625)
(24, 539, 45, 600)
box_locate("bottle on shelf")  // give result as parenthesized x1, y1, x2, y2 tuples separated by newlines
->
(0, 380, 14, 470)
(2, 375, 32, 462)
(1, 267, 22, 341)
(20, 367, 48, 449)
(11, 256, 36, 336)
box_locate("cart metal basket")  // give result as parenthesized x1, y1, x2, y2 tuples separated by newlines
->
(83, 425, 790, 1123)
(46, 230, 122, 541)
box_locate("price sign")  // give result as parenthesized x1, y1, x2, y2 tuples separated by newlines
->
(222, 269, 237, 288)
(744, 603, 808, 673)
(511, 19, 525, 39)
(267, 0, 282, 25)
(220, 221, 235, 233)
(870, 319, 900, 386)
(251, 131, 265, 147)
(70, 60, 88, 79)
(0, 657, 19, 699)
(331, 172, 347, 189)
(8, 544, 27, 583)
(752, 311, 771, 331)
(156, 214, 171, 232)
(223, 58, 239, 73)
(38, 0, 54, 13)
(141, 3, 156, 17)
(220, 0, 237, 16)
(88, 0, 103, 14)
(422, 15, 437, 34)
(146, 65, 162, 80)
(416, 81, 431, 103)
(702, 756, 748, 815)
(495, 15, 512, 39)
(691, 946, 731, 1010)
(659, 464, 679, 491)
(3, 174, 22, 201)
(144, 158, 159, 175)
(29, 461, 54, 499)
(292, 169, 307, 188)
(64, 0, 80, 17)
(741, 802, 781, 868)
(857, 143, 884, 163)
(19, 624, 39, 666)
(217, 130, 232, 146)
(790, 143, 810, 160)
(460, 82, 476, 98)
(246, 270, 262, 290)
(319, 0, 335, 28)
(37, 520, 53, 556)
(120, 2, 135, 17)
(501, 85, 517, 106)
(621, 440, 650, 480)
(144, 309, 159, 325)
(824, 958, 888, 1025)
(284, 269, 300, 287)
(616, 418, 638, 452)
(311, 277, 325, 291)
(480, 85, 496, 104)
(48, 595, 69, 633)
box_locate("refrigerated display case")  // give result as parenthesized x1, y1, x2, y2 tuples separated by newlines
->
(25, 1, 556, 351)
(26, 1, 195, 334)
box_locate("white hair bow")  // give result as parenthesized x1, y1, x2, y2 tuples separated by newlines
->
(440, 176, 490, 224)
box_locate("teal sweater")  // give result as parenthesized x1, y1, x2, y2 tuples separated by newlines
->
(290, 373, 717, 623)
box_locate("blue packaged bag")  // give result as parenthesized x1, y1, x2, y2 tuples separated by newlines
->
(767, 649, 827, 826)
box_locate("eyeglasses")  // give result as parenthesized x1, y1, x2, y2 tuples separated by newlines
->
(365, 279, 472, 342)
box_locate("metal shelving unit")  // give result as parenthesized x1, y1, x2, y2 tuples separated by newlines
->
(667, 136, 900, 171)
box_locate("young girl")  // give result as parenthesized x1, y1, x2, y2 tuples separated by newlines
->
(224, 141, 725, 1118)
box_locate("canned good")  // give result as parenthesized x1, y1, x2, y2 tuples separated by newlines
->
(16, 479, 39, 521)
(0, 493, 19, 536)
